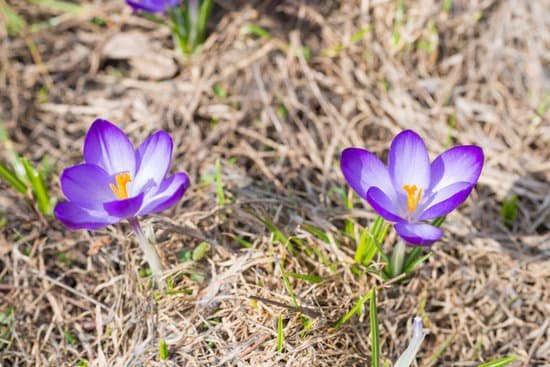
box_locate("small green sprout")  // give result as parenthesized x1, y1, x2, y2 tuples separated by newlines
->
(501, 195, 518, 229)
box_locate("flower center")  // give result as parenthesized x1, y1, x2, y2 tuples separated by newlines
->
(109, 172, 132, 199)
(402, 184, 422, 212)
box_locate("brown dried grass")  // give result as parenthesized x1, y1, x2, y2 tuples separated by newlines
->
(0, 0, 549, 366)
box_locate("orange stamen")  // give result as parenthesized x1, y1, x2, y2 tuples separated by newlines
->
(403, 184, 423, 212)
(109, 172, 132, 199)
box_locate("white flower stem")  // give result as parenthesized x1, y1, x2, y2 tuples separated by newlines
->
(128, 217, 164, 289)
(394, 316, 426, 367)
(390, 239, 406, 277)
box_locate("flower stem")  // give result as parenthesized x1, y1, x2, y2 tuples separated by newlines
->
(390, 239, 406, 277)
(128, 217, 164, 289)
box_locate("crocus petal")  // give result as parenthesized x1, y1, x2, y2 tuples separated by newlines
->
(138, 172, 190, 215)
(103, 192, 145, 218)
(126, 0, 179, 12)
(132, 131, 173, 195)
(60, 164, 116, 207)
(429, 145, 483, 192)
(341, 148, 396, 200)
(388, 130, 431, 191)
(54, 202, 118, 230)
(419, 182, 474, 220)
(366, 187, 405, 222)
(394, 222, 443, 246)
(84, 119, 136, 176)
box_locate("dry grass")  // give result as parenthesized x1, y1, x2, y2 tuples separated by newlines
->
(0, 0, 549, 366)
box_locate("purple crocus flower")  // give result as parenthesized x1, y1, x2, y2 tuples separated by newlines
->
(126, 0, 180, 13)
(341, 130, 483, 246)
(54, 119, 189, 230)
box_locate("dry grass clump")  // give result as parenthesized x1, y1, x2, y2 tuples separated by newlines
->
(0, 0, 549, 366)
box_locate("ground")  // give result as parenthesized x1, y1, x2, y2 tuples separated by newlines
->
(0, 0, 549, 366)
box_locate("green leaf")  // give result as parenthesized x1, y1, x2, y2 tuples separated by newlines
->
(213, 84, 228, 98)
(403, 251, 431, 274)
(334, 290, 373, 328)
(344, 189, 355, 236)
(64, 329, 78, 346)
(351, 26, 371, 44)
(0, 2, 27, 36)
(141, 12, 166, 25)
(263, 219, 289, 245)
(277, 315, 284, 352)
(300, 315, 313, 331)
(280, 263, 298, 307)
(29, 0, 84, 15)
(276, 105, 287, 118)
(286, 272, 322, 284)
(189, 273, 205, 283)
(196, 0, 214, 44)
(235, 236, 253, 248)
(355, 216, 390, 266)
(177, 248, 193, 262)
(477, 356, 517, 367)
(302, 46, 311, 62)
(21, 158, 52, 215)
(302, 223, 330, 243)
(192, 242, 210, 261)
(369, 290, 380, 367)
(0, 162, 28, 194)
(432, 216, 446, 227)
(159, 339, 169, 360)
(240, 24, 270, 38)
(501, 195, 518, 229)
(139, 267, 152, 278)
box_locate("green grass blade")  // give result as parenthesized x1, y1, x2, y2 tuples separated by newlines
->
(196, 0, 214, 44)
(344, 189, 355, 236)
(334, 290, 372, 328)
(477, 356, 517, 367)
(28, 0, 84, 15)
(280, 263, 298, 307)
(369, 290, 380, 367)
(277, 315, 284, 352)
(363, 217, 390, 266)
(0, 120, 25, 179)
(501, 195, 518, 229)
(302, 223, 330, 243)
(403, 247, 422, 270)
(425, 333, 455, 366)
(192, 242, 210, 261)
(215, 159, 225, 207)
(431, 216, 446, 227)
(355, 216, 390, 266)
(159, 339, 169, 360)
(263, 219, 289, 246)
(240, 24, 270, 38)
(0, 162, 28, 194)
(22, 158, 52, 215)
(287, 272, 322, 284)
(235, 236, 253, 248)
(0, 2, 27, 36)
(355, 218, 380, 263)
(403, 252, 431, 274)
